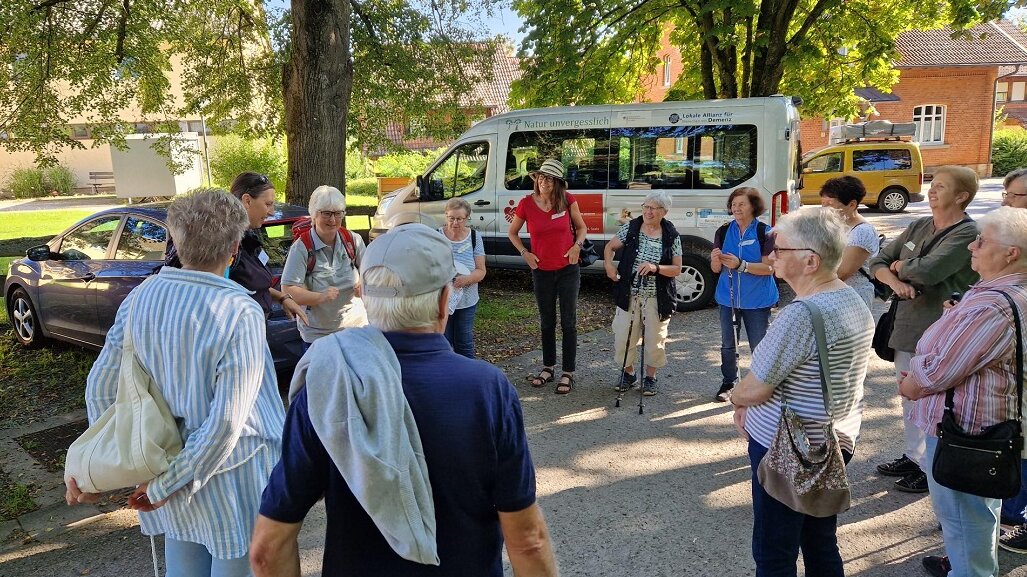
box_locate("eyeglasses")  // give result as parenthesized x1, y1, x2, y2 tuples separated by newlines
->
(772, 246, 819, 256)
(1003, 191, 1027, 199)
(535, 174, 557, 183)
(641, 204, 665, 211)
(972, 234, 1013, 248)
(318, 210, 345, 219)
(446, 216, 468, 222)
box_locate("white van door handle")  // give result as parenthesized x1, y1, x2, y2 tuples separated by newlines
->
(474, 200, 491, 206)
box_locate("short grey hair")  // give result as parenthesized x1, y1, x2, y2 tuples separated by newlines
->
(979, 206, 1027, 256)
(309, 185, 346, 215)
(167, 188, 248, 269)
(773, 207, 846, 272)
(1004, 168, 1027, 190)
(644, 191, 672, 210)
(445, 198, 472, 217)
(361, 266, 446, 331)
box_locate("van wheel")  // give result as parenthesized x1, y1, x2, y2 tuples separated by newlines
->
(877, 188, 908, 213)
(675, 254, 716, 312)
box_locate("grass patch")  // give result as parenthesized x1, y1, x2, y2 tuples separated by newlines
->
(0, 256, 16, 273)
(0, 209, 96, 240)
(0, 470, 37, 521)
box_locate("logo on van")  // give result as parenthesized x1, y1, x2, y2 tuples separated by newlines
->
(669, 113, 680, 124)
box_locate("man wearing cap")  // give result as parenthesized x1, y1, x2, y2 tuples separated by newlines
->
(250, 223, 558, 577)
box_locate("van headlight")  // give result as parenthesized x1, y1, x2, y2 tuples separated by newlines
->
(377, 196, 394, 215)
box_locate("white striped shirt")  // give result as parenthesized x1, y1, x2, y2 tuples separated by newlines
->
(85, 267, 285, 559)
(744, 287, 874, 453)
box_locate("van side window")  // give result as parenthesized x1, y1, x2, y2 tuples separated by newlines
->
(505, 129, 616, 190)
(852, 149, 912, 172)
(611, 124, 757, 190)
(806, 152, 842, 173)
(425, 141, 489, 199)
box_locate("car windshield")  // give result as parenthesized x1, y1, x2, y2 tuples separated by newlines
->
(257, 223, 293, 271)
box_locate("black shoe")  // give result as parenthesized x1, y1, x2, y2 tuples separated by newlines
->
(1002, 515, 1022, 531)
(876, 454, 920, 477)
(641, 376, 658, 396)
(715, 384, 733, 402)
(894, 471, 929, 493)
(614, 371, 636, 393)
(922, 555, 950, 577)
(1001, 523, 1027, 554)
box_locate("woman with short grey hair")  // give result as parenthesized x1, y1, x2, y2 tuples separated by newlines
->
(603, 190, 682, 396)
(282, 185, 367, 347)
(440, 197, 486, 358)
(70, 188, 286, 577)
(731, 207, 873, 577)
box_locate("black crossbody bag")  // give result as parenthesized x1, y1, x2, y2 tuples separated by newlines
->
(932, 289, 1024, 499)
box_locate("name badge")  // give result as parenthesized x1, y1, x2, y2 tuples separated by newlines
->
(551, 211, 566, 219)
(904, 241, 916, 252)
(257, 249, 270, 266)
(740, 239, 756, 247)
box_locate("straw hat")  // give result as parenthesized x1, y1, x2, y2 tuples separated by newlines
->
(530, 159, 567, 184)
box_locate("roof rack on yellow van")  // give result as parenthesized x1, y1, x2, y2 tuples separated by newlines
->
(840, 120, 916, 143)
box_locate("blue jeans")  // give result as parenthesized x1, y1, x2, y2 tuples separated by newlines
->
(925, 435, 1001, 577)
(748, 438, 849, 577)
(720, 306, 771, 386)
(1000, 459, 1027, 524)
(165, 537, 251, 577)
(445, 303, 478, 359)
(531, 265, 580, 372)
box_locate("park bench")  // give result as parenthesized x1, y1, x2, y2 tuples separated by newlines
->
(88, 171, 115, 193)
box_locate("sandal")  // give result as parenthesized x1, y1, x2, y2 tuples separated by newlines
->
(531, 367, 555, 388)
(555, 373, 575, 395)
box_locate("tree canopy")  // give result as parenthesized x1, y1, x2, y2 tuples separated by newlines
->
(0, 0, 499, 203)
(511, 0, 1012, 117)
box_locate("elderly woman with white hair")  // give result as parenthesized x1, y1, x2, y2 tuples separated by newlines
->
(899, 206, 1027, 577)
(68, 188, 286, 577)
(281, 185, 368, 347)
(731, 208, 874, 577)
(603, 190, 682, 396)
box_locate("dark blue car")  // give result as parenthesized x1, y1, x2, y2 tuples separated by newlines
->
(3, 202, 307, 382)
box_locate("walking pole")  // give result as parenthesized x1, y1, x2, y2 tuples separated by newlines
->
(638, 274, 650, 415)
(728, 263, 742, 391)
(615, 272, 643, 408)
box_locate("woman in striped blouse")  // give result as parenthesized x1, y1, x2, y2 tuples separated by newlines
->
(67, 189, 285, 577)
(900, 206, 1027, 577)
(731, 208, 874, 577)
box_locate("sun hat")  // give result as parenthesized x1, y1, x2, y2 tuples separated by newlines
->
(361, 223, 456, 297)
(530, 159, 567, 184)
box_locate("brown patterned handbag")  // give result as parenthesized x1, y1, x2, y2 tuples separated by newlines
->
(757, 300, 851, 518)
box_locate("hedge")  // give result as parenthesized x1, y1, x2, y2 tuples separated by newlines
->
(993, 128, 1027, 178)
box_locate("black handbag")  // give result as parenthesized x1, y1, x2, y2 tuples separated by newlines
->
(579, 239, 599, 266)
(931, 289, 1024, 499)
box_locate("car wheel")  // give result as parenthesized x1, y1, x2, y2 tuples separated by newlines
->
(9, 287, 45, 348)
(877, 188, 909, 213)
(675, 254, 717, 312)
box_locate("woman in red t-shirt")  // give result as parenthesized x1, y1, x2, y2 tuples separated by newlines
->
(507, 159, 588, 394)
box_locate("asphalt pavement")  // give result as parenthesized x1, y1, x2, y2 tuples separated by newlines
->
(4, 179, 1027, 577)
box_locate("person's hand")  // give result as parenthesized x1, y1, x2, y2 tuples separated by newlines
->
(282, 298, 309, 326)
(453, 275, 473, 289)
(889, 279, 918, 300)
(942, 298, 955, 310)
(353, 280, 362, 299)
(718, 253, 741, 270)
(605, 262, 619, 282)
(127, 482, 169, 512)
(890, 260, 906, 276)
(710, 248, 722, 268)
(320, 287, 340, 304)
(65, 477, 100, 506)
(565, 243, 581, 265)
(898, 371, 922, 401)
(638, 262, 659, 276)
(522, 251, 539, 270)
(732, 406, 749, 440)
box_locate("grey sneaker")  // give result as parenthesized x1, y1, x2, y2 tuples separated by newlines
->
(642, 376, 658, 396)
(715, 383, 733, 402)
(614, 371, 636, 392)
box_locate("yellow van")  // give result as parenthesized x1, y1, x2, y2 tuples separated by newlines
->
(799, 139, 924, 212)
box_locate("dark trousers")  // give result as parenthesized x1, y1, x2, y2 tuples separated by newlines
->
(748, 438, 850, 577)
(531, 264, 580, 372)
(720, 305, 771, 386)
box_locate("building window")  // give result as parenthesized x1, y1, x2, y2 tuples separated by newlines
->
(998, 82, 1009, 103)
(912, 105, 945, 144)
(1014, 81, 1026, 101)
(70, 125, 91, 139)
(662, 56, 672, 87)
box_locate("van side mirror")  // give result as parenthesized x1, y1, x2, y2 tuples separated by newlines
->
(415, 175, 425, 199)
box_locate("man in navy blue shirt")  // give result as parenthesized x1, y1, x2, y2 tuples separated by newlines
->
(250, 224, 558, 577)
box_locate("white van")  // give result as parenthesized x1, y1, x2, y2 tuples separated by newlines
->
(370, 96, 802, 311)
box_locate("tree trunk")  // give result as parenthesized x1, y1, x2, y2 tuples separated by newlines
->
(283, 0, 352, 207)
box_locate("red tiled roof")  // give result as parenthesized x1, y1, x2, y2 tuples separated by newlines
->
(896, 20, 1027, 67)
(460, 46, 519, 112)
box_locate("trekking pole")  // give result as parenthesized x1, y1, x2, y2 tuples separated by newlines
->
(638, 274, 650, 415)
(616, 271, 643, 408)
(728, 261, 742, 390)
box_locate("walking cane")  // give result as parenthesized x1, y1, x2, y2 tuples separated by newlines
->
(615, 272, 643, 409)
(728, 262, 742, 389)
(637, 274, 651, 415)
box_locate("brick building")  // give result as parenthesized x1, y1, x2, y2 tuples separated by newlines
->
(641, 20, 1027, 177)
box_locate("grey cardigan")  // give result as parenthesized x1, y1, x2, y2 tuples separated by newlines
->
(867, 215, 978, 352)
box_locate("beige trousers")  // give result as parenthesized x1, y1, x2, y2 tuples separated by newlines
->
(612, 296, 670, 371)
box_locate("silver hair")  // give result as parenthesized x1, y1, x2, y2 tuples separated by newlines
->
(773, 207, 846, 272)
(978, 206, 1027, 256)
(361, 266, 446, 331)
(445, 197, 472, 217)
(308, 185, 346, 215)
(1004, 168, 1027, 190)
(167, 188, 248, 269)
(644, 190, 673, 210)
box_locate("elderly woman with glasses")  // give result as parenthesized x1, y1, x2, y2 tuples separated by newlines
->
(603, 191, 682, 397)
(731, 207, 874, 577)
(281, 185, 367, 348)
(440, 197, 486, 358)
(68, 189, 286, 577)
(899, 207, 1027, 577)
(1003, 167, 1027, 210)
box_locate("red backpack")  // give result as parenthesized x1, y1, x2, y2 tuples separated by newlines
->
(291, 216, 356, 275)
